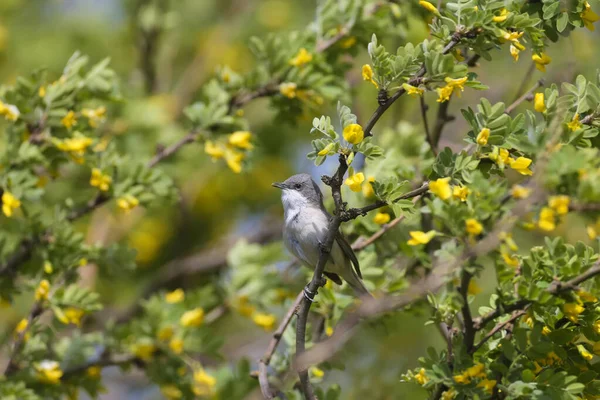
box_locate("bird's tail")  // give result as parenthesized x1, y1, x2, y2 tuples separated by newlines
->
(343, 270, 372, 298)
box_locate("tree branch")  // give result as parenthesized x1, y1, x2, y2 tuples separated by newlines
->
(471, 308, 529, 354)
(505, 79, 544, 114)
(459, 269, 475, 353)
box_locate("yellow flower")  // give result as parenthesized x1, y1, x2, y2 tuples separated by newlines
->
(594, 320, 600, 334)
(407, 230, 437, 246)
(453, 185, 470, 202)
(166, 288, 185, 304)
(117, 194, 139, 213)
(491, 147, 511, 168)
(578, 290, 598, 303)
(445, 76, 468, 93)
(468, 281, 482, 295)
(228, 131, 253, 150)
(454, 373, 470, 384)
(132, 341, 156, 361)
(161, 385, 182, 400)
(339, 36, 357, 49)
(511, 185, 531, 199)
(279, 82, 298, 98)
(500, 232, 519, 251)
(567, 114, 583, 132)
(362, 176, 376, 198)
(56, 307, 84, 326)
(588, 225, 598, 240)
(204, 140, 225, 160)
(478, 379, 497, 393)
(39, 86, 46, 98)
(81, 106, 106, 128)
(465, 363, 486, 378)
(235, 296, 256, 317)
(169, 338, 184, 354)
(326, 326, 334, 336)
(180, 308, 205, 327)
(61, 111, 77, 129)
(345, 172, 365, 192)
(15, 318, 28, 334)
(581, 2, 600, 31)
(373, 212, 391, 225)
(56, 135, 93, 157)
(86, 366, 101, 379)
(476, 127, 490, 146)
(564, 303, 585, 323)
(419, 1, 440, 15)
(538, 207, 556, 231)
(343, 123, 364, 145)
(437, 85, 454, 103)
(289, 48, 313, 67)
(311, 367, 325, 378)
(466, 218, 483, 235)
(402, 83, 424, 97)
(35, 279, 50, 301)
(534, 92, 546, 113)
(493, 8, 509, 22)
(541, 326, 551, 336)
(502, 251, 519, 267)
(252, 312, 276, 331)
(441, 388, 457, 400)
(509, 157, 533, 176)
(578, 344, 594, 361)
(362, 64, 378, 88)
(35, 360, 63, 384)
(548, 195, 570, 215)
(157, 326, 174, 341)
(2, 191, 21, 217)
(0, 101, 20, 121)
(44, 261, 53, 274)
(502, 31, 524, 43)
(193, 368, 217, 397)
(532, 53, 552, 72)
(429, 177, 452, 200)
(90, 168, 112, 192)
(225, 148, 245, 173)
(318, 143, 335, 156)
(415, 368, 429, 385)
(510, 45, 520, 62)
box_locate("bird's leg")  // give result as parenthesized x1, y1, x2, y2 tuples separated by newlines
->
(318, 240, 330, 255)
(317, 276, 327, 287)
(303, 285, 316, 302)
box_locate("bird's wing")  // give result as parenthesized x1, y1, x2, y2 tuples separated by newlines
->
(335, 232, 361, 278)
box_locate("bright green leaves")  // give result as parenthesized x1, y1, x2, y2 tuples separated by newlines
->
(367, 34, 422, 90)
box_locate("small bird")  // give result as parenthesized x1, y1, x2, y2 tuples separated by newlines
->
(272, 173, 370, 297)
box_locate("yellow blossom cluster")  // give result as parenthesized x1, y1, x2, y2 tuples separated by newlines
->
(232, 295, 277, 330)
(56, 307, 85, 326)
(373, 212, 391, 225)
(501, 31, 525, 62)
(289, 48, 313, 67)
(90, 168, 112, 192)
(117, 194, 140, 213)
(2, 191, 21, 217)
(343, 123, 364, 145)
(429, 177, 470, 202)
(193, 367, 217, 397)
(582, 2, 600, 31)
(35, 279, 51, 301)
(537, 195, 570, 231)
(532, 53, 552, 72)
(453, 363, 496, 393)
(81, 106, 106, 128)
(180, 307, 205, 327)
(489, 147, 533, 175)
(564, 303, 585, 323)
(362, 64, 378, 88)
(437, 76, 467, 103)
(407, 230, 437, 246)
(0, 100, 20, 121)
(345, 171, 365, 192)
(204, 131, 254, 173)
(35, 360, 63, 384)
(55, 134, 94, 163)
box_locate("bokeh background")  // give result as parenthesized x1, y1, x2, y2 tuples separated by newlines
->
(1, 0, 599, 399)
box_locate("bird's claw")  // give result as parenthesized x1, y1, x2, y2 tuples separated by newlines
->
(303, 285, 316, 302)
(318, 240, 329, 254)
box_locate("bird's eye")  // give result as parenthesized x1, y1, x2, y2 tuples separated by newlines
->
(294, 183, 302, 189)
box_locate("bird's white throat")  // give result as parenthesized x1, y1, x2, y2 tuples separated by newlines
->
(281, 189, 311, 225)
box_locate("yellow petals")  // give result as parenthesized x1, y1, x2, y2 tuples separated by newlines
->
(567, 114, 583, 132)
(454, 373, 470, 384)
(225, 148, 245, 174)
(542, 326, 551, 335)
(117, 194, 139, 213)
(578, 344, 593, 361)
(35, 279, 50, 301)
(532, 53, 552, 72)
(437, 76, 468, 103)
(437, 85, 454, 103)
(373, 212, 391, 225)
(548, 195, 570, 215)
(56, 307, 84, 326)
(279, 82, 298, 99)
(343, 123, 364, 145)
(466, 218, 483, 235)
(478, 379, 497, 393)
(468, 280, 482, 295)
(362, 176, 376, 198)
(169, 338, 184, 354)
(502, 31, 524, 43)
(180, 308, 205, 327)
(563, 303, 585, 323)
(509, 157, 533, 176)
(502, 251, 519, 267)
(35, 360, 63, 384)
(511, 185, 531, 199)
(44, 261, 53, 274)
(90, 168, 112, 192)
(39, 86, 46, 98)
(453, 185, 470, 202)
(15, 318, 28, 334)
(534, 92, 546, 113)
(465, 363, 486, 378)
(252, 312, 276, 330)
(61, 111, 77, 129)
(165, 288, 185, 304)
(161, 385, 183, 400)
(415, 368, 429, 385)
(402, 83, 424, 97)
(445, 76, 468, 91)
(326, 326, 334, 336)
(311, 367, 325, 378)
(578, 290, 598, 303)
(407, 230, 437, 246)
(510, 45, 520, 62)
(490, 147, 511, 168)
(594, 320, 600, 334)
(81, 106, 106, 128)
(588, 225, 598, 240)
(345, 172, 365, 192)
(132, 341, 156, 362)
(2, 191, 21, 217)
(55, 135, 93, 158)
(228, 131, 253, 150)
(0, 101, 20, 121)
(204, 140, 225, 160)
(193, 368, 217, 397)
(157, 326, 174, 341)
(362, 64, 378, 88)
(581, 2, 600, 31)
(538, 207, 556, 231)
(419, 1, 440, 15)
(429, 177, 452, 200)
(289, 48, 313, 67)
(493, 8, 509, 22)
(441, 388, 457, 400)
(476, 127, 490, 146)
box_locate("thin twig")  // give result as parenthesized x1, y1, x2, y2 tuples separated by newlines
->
(459, 270, 475, 353)
(471, 308, 529, 353)
(505, 80, 544, 114)
(343, 183, 430, 221)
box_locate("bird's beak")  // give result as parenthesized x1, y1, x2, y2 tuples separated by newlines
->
(272, 182, 285, 189)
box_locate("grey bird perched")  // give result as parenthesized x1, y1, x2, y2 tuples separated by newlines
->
(272, 173, 370, 297)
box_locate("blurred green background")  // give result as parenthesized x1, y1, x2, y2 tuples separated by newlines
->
(1, 0, 599, 399)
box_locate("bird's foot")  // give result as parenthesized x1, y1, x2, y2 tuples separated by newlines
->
(318, 276, 327, 287)
(303, 285, 317, 302)
(318, 240, 330, 254)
